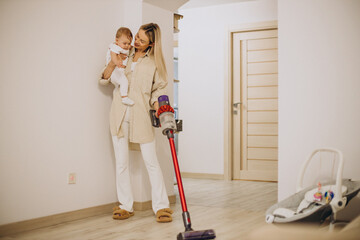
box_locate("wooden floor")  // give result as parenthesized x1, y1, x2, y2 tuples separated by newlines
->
(0, 178, 278, 240)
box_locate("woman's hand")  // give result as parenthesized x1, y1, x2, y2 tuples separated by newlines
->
(116, 54, 127, 68)
(102, 61, 116, 79)
(153, 101, 160, 118)
(119, 53, 127, 60)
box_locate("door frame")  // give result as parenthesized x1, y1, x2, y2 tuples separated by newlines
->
(224, 21, 278, 181)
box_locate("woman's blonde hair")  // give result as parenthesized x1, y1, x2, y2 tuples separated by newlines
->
(140, 23, 167, 81)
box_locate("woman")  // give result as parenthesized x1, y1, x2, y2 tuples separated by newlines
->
(100, 23, 173, 222)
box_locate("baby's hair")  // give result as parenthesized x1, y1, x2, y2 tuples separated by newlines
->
(116, 27, 133, 41)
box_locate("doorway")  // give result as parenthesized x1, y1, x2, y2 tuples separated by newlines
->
(225, 21, 278, 182)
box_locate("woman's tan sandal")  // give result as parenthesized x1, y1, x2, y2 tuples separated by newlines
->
(112, 206, 134, 220)
(156, 208, 173, 223)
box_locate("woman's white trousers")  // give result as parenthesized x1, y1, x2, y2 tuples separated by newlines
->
(111, 107, 169, 213)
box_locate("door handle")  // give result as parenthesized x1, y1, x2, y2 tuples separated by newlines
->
(233, 102, 242, 108)
(233, 102, 242, 115)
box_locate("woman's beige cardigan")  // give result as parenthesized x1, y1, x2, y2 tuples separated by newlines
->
(99, 48, 167, 144)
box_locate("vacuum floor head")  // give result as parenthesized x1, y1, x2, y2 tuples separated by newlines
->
(177, 229, 216, 240)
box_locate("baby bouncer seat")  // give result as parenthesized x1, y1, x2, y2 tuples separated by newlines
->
(265, 148, 360, 226)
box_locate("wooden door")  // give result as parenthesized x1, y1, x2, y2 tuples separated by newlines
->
(232, 29, 278, 181)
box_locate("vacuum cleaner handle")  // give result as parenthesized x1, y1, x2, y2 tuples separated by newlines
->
(158, 95, 216, 240)
(149, 109, 160, 128)
(156, 95, 191, 229)
(157, 95, 177, 135)
(149, 96, 182, 132)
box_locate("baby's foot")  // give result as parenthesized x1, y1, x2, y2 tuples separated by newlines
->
(122, 97, 134, 106)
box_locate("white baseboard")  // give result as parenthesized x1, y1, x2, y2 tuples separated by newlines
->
(181, 172, 224, 180)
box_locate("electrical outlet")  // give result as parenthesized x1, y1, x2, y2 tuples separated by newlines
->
(68, 173, 76, 184)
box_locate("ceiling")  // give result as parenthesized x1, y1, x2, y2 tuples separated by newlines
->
(142, 0, 189, 12)
(180, 0, 255, 9)
(143, 0, 255, 12)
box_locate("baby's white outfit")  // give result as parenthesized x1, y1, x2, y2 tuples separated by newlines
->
(106, 43, 133, 106)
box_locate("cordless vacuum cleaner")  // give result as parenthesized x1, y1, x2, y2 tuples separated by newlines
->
(150, 95, 216, 240)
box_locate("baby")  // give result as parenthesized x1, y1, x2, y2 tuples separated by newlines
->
(106, 27, 134, 106)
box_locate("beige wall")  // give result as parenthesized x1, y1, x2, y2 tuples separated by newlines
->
(0, 0, 175, 225)
(278, 0, 360, 200)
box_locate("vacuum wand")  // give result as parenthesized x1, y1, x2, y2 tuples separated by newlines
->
(156, 95, 216, 240)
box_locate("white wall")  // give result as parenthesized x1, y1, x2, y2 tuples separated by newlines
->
(278, 0, 360, 200)
(0, 0, 175, 225)
(178, 0, 277, 174)
(0, 0, 123, 225)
